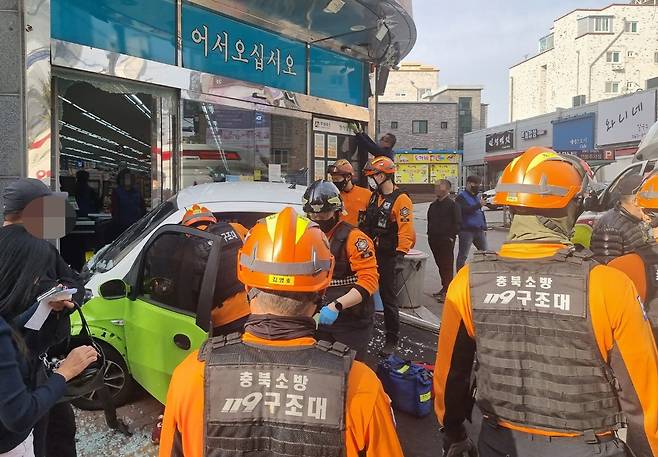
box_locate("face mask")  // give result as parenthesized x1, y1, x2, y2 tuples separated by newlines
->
(333, 179, 348, 192)
(368, 177, 378, 190)
(316, 214, 339, 233)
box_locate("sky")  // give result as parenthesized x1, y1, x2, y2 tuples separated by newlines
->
(404, 0, 616, 126)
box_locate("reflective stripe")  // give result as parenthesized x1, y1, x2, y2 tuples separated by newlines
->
(296, 216, 311, 244)
(240, 249, 331, 276)
(639, 190, 658, 199)
(496, 180, 569, 197)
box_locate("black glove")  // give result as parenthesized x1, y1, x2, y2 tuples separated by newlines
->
(443, 438, 478, 457)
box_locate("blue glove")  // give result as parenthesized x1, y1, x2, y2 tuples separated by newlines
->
(319, 305, 340, 326)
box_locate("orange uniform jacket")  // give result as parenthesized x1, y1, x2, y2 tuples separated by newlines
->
(376, 191, 416, 254)
(340, 185, 372, 227)
(434, 243, 658, 457)
(159, 333, 404, 457)
(330, 226, 379, 296)
(608, 252, 649, 302)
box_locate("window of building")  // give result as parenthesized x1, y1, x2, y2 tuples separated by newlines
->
(412, 120, 428, 134)
(458, 96, 473, 150)
(655, 52, 658, 63)
(390, 121, 398, 129)
(627, 81, 635, 91)
(625, 21, 638, 33)
(572, 95, 587, 107)
(606, 51, 620, 63)
(595, 16, 610, 32)
(539, 33, 554, 53)
(578, 16, 613, 36)
(605, 81, 620, 93)
(441, 121, 448, 129)
(395, 92, 407, 97)
(377, 120, 381, 133)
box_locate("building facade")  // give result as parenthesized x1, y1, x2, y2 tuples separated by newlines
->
(377, 86, 487, 191)
(509, 3, 658, 121)
(378, 62, 440, 102)
(465, 88, 658, 188)
(0, 0, 417, 215)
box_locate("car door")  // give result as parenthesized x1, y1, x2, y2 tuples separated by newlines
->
(122, 224, 222, 403)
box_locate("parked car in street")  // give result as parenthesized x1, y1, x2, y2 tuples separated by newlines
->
(73, 182, 307, 409)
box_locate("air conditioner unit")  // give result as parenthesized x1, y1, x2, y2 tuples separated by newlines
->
(612, 64, 625, 72)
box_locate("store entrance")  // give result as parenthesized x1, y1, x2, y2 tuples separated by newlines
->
(55, 73, 175, 270)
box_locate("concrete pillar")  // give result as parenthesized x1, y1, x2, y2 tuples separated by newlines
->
(0, 0, 25, 216)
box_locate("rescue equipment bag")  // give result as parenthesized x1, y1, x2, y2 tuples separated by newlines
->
(376, 354, 433, 418)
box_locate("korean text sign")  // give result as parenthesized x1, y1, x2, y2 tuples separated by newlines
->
(182, 2, 306, 93)
(597, 90, 657, 146)
(485, 130, 514, 152)
(552, 114, 595, 152)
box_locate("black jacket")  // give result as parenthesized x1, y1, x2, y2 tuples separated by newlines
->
(354, 132, 393, 159)
(590, 204, 651, 264)
(427, 197, 461, 240)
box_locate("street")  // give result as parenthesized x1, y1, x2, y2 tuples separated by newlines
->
(72, 205, 509, 457)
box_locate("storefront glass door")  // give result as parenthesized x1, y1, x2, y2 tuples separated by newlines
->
(181, 98, 310, 187)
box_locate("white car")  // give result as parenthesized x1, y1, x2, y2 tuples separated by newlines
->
(82, 182, 307, 295)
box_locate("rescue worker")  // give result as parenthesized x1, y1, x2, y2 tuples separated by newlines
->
(302, 180, 379, 360)
(179, 204, 250, 334)
(434, 147, 658, 457)
(159, 207, 404, 457)
(327, 159, 372, 227)
(590, 174, 651, 264)
(608, 172, 658, 340)
(361, 156, 416, 354)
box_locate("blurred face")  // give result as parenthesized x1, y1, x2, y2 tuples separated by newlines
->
(122, 174, 133, 190)
(379, 135, 394, 149)
(467, 180, 480, 194)
(435, 183, 450, 199)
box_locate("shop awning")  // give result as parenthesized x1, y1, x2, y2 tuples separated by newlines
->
(484, 151, 522, 163)
(196, 0, 417, 66)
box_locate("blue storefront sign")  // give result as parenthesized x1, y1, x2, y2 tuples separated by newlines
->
(182, 2, 306, 94)
(52, 0, 177, 65)
(309, 47, 366, 107)
(53, 0, 368, 106)
(552, 114, 596, 153)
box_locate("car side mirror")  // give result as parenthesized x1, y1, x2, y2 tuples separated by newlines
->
(99, 279, 129, 300)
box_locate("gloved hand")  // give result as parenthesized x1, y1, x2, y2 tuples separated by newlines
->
(318, 304, 339, 326)
(443, 438, 478, 457)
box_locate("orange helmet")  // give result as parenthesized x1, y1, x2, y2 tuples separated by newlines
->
(327, 159, 354, 177)
(493, 147, 590, 209)
(237, 207, 334, 294)
(636, 172, 658, 209)
(181, 204, 217, 229)
(363, 156, 396, 176)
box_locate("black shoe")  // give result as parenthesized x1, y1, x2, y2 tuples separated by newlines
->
(378, 341, 397, 357)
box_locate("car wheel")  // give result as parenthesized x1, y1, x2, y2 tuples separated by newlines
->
(71, 340, 135, 411)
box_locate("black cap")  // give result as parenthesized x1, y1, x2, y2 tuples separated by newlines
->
(616, 174, 644, 196)
(2, 178, 53, 214)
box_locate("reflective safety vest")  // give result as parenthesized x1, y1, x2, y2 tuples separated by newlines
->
(630, 244, 658, 337)
(323, 222, 374, 328)
(361, 189, 402, 253)
(469, 248, 625, 434)
(199, 333, 355, 457)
